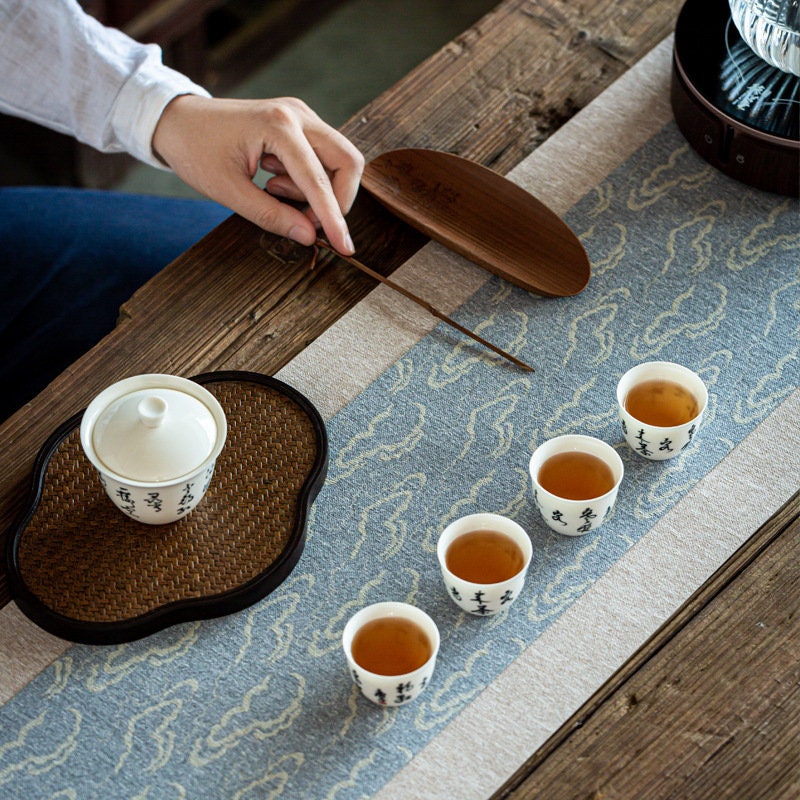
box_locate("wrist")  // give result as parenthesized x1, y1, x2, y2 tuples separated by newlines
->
(151, 93, 206, 168)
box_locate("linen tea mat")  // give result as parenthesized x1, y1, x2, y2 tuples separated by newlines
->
(1, 41, 799, 800)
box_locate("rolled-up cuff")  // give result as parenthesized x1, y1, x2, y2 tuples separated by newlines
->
(110, 47, 211, 170)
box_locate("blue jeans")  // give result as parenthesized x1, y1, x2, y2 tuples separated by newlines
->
(0, 187, 230, 422)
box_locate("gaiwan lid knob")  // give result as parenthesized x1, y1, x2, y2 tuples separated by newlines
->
(81, 375, 227, 484)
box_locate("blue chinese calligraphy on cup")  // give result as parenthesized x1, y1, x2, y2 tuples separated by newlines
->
(342, 602, 439, 707)
(437, 513, 533, 616)
(616, 361, 708, 461)
(529, 435, 624, 537)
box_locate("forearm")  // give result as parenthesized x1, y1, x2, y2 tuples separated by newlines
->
(0, 0, 209, 168)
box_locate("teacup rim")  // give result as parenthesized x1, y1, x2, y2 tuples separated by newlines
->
(528, 434, 624, 502)
(342, 601, 440, 679)
(436, 512, 532, 587)
(616, 360, 708, 429)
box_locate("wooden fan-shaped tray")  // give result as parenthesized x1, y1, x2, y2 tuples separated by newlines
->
(5, 371, 327, 645)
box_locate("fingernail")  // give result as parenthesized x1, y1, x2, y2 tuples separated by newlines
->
(344, 232, 355, 254)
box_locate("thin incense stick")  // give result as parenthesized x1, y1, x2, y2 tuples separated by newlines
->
(314, 239, 534, 372)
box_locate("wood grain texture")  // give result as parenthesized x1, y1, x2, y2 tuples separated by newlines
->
(0, 0, 682, 605)
(494, 490, 800, 800)
(360, 148, 591, 296)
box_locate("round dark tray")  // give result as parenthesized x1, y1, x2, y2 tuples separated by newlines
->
(5, 371, 328, 645)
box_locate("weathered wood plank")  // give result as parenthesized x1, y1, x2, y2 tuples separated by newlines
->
(345, 0, 684, 173)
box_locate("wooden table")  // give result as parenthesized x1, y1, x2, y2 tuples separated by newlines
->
(2, 1, 797, 797)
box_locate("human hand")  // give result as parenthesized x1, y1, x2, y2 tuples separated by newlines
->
(152, 95, 364, 255)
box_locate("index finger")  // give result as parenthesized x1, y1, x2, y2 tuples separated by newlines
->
(274, 132, 357, 255)
(308, 127, 365, 216)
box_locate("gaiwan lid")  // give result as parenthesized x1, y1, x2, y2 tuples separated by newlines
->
(80, 374, 227, 485)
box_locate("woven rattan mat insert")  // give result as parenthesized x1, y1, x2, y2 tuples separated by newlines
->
(8, 371, 327, 644)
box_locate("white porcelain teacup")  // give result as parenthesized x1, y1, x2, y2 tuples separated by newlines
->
(616, 361, 708, 461)
(342, 602, 439, 707)
(437, 513, 532, 616)
(529, 434, 624, 536)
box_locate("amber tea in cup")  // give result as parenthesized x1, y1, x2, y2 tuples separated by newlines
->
(351, 616, 432, 676)
(529, 435, 624, 536)
(342, 602, 440, 706)
(624, 378, 699, 427)
(437, 513, 532, 615)
(445, 528, 524, 584)
(617, 362, 708, 461)
(536, 450, 616, 501)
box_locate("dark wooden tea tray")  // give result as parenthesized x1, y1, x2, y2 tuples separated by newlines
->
(4, 371, 328, 645)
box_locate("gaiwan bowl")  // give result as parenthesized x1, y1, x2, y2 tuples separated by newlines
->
(80, 374, 227, 525)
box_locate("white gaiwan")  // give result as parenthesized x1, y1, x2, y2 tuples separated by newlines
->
(80, 374, 227, 525)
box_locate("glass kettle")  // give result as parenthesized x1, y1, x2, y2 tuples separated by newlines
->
(729, 0, 800, 75)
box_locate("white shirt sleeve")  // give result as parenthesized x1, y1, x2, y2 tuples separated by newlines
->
(0, 0, 211, 170)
